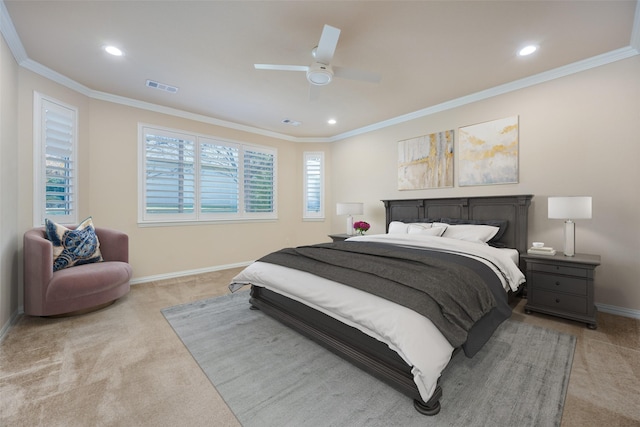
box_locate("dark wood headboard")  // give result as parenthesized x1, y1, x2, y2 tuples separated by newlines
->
(382, 195, 533, 255)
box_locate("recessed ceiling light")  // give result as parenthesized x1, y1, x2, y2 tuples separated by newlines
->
(518, 45, 537, 57)
(327, 119, 337, 125)
(104, 45, 123, 56)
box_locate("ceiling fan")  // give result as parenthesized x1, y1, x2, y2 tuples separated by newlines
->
(254, 24, 381, 89)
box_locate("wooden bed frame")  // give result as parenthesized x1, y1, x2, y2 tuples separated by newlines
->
(249, 195, 533, 415)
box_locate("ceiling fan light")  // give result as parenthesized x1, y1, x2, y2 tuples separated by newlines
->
(307, 63, 333, 85)
(308, 71, 332, 85)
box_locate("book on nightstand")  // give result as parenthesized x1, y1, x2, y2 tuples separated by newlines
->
(527, 247, 556, 256)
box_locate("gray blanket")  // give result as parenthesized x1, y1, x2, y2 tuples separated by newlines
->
(258, 241, 511, 356)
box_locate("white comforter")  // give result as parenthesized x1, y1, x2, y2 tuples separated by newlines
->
(229, 234, 524, 402)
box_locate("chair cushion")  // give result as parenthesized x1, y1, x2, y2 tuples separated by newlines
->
(46, 261, 132, 302)
(45, 217, 103, 271)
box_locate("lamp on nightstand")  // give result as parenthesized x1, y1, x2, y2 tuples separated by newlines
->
(336, 202, 363, 235)
(548, 196, 592, 257)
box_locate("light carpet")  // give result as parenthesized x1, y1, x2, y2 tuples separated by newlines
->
(162, 291, 575, 427)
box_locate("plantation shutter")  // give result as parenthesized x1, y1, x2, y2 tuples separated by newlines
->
(303, 152, 324, 218)
(139, 124, 277, 223)
(243, 147, 275, 213)
(200, 141, 240, 213)
(143, 129, 196, 218)
(41, 98, 77, 224)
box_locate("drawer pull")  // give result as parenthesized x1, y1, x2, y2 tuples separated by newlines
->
(555, 298, 560, 303)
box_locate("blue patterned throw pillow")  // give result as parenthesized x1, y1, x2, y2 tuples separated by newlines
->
(45, 217, 103, 272)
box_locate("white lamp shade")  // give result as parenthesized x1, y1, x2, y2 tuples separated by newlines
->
(548, 197, 592, 219)
(336, 202, 363, 216)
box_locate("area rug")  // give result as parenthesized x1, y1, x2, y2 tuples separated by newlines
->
(162, 292, 575, 427)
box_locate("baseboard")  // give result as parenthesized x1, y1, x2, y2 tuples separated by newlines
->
(0, 261, 252, 341)
(129, 261, 253, 285)
(596, 303, 640, 320)
(0, 308, 23, 344)
(3, 268, 637, 341)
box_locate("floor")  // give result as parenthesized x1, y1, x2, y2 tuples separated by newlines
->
(1, 269, 639, 427)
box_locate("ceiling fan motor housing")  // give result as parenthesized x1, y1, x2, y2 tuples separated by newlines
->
(307, 62, 333, 85)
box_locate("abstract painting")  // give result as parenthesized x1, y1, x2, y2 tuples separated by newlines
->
(458, 116, 519, 186)
(398, 130, 454, 190)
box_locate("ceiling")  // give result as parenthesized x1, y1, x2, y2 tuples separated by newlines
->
(3, 1, 639, 141)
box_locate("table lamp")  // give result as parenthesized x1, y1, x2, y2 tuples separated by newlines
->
(548, 196, 592, 257)
(336, 202, 363, 235)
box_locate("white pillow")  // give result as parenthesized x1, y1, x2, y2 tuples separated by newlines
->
(439, 223, 499, 244)
(409, 226, 447, 236)
(407, 223, 432, 233)
(388, 221, 409, 234)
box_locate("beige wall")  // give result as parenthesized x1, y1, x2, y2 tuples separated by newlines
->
(16, 70, 333, 284)
(2, 45, 638, 335)
(330, 56, 640, 313)
(86, 100, 332, 278)
(0, 32, 19, 332)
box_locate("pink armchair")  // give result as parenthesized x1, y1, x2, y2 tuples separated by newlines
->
(24, 226, 132, 316)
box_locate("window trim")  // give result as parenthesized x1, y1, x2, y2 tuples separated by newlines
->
(138, 123, 277, 225)
(303, 151, 325, 220)
(33, 92, 79, 226)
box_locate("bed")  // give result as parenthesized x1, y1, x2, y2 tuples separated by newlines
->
(229, 194, 533, 415)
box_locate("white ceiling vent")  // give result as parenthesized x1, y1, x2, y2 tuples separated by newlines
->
(146, 79, 179, 93)
(281, 118, 301, 126)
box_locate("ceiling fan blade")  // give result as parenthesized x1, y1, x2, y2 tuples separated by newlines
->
(254, 64, 309, 72)
(333, 66, 381, 84)
(314, 25, 340, 65)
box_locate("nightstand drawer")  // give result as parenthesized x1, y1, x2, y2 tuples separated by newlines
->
(531, 272, 588, 295)
(534, 290, 588, 315)
(528, 262, 587, 278)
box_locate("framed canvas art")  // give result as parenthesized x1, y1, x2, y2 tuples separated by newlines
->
(458, 116, 519, 186)
(398, 130, 454, 190)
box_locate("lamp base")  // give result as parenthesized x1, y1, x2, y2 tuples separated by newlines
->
(563, 220, 575, 256)
(346, 215, 354, 235)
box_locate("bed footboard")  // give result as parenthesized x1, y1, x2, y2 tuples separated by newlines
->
(249, 285, 443, 415)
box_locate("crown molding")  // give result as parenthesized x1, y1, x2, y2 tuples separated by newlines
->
(3, 0, 639, 144)
(0, 0, 27, 63)
(18, 58, 306, 143)
(89, 89, 304, 143)
(21, 58, 93, 94)
(332, 46, 639, 142)
(17, 46, 640, 144)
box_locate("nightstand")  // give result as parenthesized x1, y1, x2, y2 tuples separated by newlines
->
(328, 233, 351, 242)
(522, 252, 600, 329)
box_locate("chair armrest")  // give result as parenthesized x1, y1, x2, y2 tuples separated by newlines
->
(23, 228, 54, 292)
(95, 227, 129, 263)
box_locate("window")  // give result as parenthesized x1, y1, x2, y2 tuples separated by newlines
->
(33, 93, 78, 226)
(139, 125, 277, 224)
(303, 152, 324, 219)
(143, 129, 196, 219)
(244, 147, 276, 213)
(199, 140, 239, 214)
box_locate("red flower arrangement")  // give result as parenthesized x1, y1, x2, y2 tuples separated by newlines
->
(353, 221, 370, 235)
